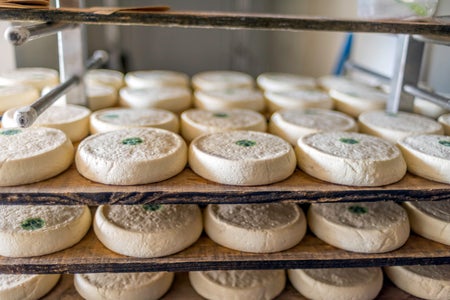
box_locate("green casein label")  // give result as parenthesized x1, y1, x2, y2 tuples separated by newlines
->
(103, 114, 119, 119)
(122, 137, 143, 145)
(143, 204, 162, 211)
(1, 129, 21, 136)
(21, 218, 45, 230)
(339, 138, 359, 144)
(236, 140, 256, 147)
(213, 113, 229, 118)
(439, 140, 450, 147)
(348, 205, 368, 215)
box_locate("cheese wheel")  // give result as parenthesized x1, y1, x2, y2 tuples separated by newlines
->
(384, 265, 450, 300)
(74, 272, 174, 300)
(76, 128, 187, 185)
(329, 85, 387, 117)
(86, 84, 117, 111)
(90, 107, 179, 134)
(0, 67, 59, 91)
(0, 274, 61, 300)
(2, 104, 91, 142)
(194, 88, 265, 112)
(189, 130, 296, 186)
(94, 204, 202, 257)
(296, 131, 407, 186)
(269, 108, 357, 145)
(317, 75, 371, 93)
(308, 202, 410, 253)
(0, 85, 39, 113)
(189, 270, 286, 300)
(264, 89, 333, 113)
(192, 70, 254, 91)
(414, 97, 449, 119)
(397, 135, 450, 184)
(403, 201, 450, 245)
(358, 110, 444, 144)
(84, 69, 125, 90)
(125, 70, 189, 88)
(287, 267, 383, 300)
(180, 108, 267, 142)
(204, 203, 306, 253)
(0, 205, 91, 257)
(120, 86, 192, 113)
(438, 113, 450, 135)
(256, 72, 316, 92)
(0, 127, 74, 186)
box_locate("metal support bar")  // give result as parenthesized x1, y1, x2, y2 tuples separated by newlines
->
(4, 22, 77, 46)
(344, 60, 391, 84)
(404, 84, 450, 111)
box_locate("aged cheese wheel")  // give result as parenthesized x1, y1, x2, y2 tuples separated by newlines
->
(180, 108, 267, 142)
(358, 110, 444, 143)
(287, 267, 383, 300)
(0, 205, 91, 257)
(414, 97, 449, 119)
(86, 84, 117, 111)
(204, 203, 306, 253)
(189, 270, 286, 300)
(76, 128, 187, 185)
(192, 70, 254, 91)
(269, 108, 357, 145)
(0, 85, 39, 113)
(90, 107, 179, 134)
(189, 130, 296, 186)
(384, 265, 450, 300)
(0, 67, 59, 91)
(317, 75, 371, 92)
(94, 204, 202, 257)
(264, 89, 333, 113)
(84, 69, 124, 90)
(2, 104, 91, 142)
(0, 127, 74, 186)
(0, 274, 61, 300)
(308, 202, 410, 253)
(256, 72, 316, 92)
(120, 86, 192, 113)
(74, 272, 174, 300)
(438, 113, 450, 135)
(397, 135, 450, 184)
(296, 131, 407, 186)
(125, 70, 189, 88)
(403, 201, 450, 245)
(194, 88, 265, 112)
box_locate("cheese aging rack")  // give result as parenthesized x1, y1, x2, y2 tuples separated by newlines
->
(0, 3, 449, 299)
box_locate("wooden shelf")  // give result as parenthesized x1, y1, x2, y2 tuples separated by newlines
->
(0, 8, 449, 36)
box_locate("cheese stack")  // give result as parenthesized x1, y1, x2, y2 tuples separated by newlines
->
(0, 67, 59, 92)
(192, 70, 254, 91)
(85, 69, 125, 91)
(257, 72, 316, 92)
(194, 88, 265, 112)
(264, 89, 333, 113)
(125, 70, 189, 89)
(0, 85, 39, 114)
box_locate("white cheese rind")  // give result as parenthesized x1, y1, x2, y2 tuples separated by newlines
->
(86, 84, 117, 111)
(317, 75, 371, 93)
(438, 113, 450, 135)
(0, 68, 59, 91)
(84, 69, 125, 90)
(0, 85, 39, 113)
(194, 88, 265, 112)
(264, 89, 333, 113)
(256, 72, 316, 92)
(0, 274, 60, 300)
(192, 70, 254, 91)
(329, 85, 387, 117)
(125, 70, 189, 88)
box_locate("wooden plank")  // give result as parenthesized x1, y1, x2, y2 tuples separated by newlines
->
(0, 8, 448, 36)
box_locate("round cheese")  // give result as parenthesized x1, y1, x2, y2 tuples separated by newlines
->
(192, 70, 254, 91)
(84, 69, 125, 90)
(2, 104, 91, 142)
(76, 128, 187, 185)
(0, 85, 39, 113)
(189, 130, 296, 186)
(189, 270, 285, 300)
(204, 203, 306, 253)
(398, 135, 450, 184)
(317, 75, 371, 93)
(256, 72, 316, 92)
(180, 108, 267, 142)
(403, 201, 450, 245)
(384, 265, 450, 300)
(119, 86, 192, 113)
(269, 108, 357, 145)
(296, 131, 407, 186)
(329, 85, 387, 117)
(0, 274, 60, 300)
(358, 110, 444, 144)
(0, 67, 59, 91)
(194, 88, 265, 112)
(264, 89, 333, 113)
(74, 272, 174, 300)
(125, 70, 189, 89)
(0, 205, 91, 257)
(90, 107, 179, 134)
(438, 113, 450, 135)
(86, 84, 117, 111)
(308, 201, 410, 253)
(0, 127, 74, 186)
(94, 204, 202, 257)
(414, 97, 449, 119)
(287, 267, 383, 300)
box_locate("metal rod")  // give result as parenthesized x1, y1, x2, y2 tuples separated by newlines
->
(4, 22, 77, 46)
(344, 60, 391, 83)
(404, 84, 450, 111)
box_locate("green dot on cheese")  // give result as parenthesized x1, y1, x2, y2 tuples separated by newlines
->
(103, 114, 119, 119)
(21, 218, 45, 230)
(213, 113, 229, 118)
(121, 137, 143, 145)
(143, 204, 162, 211)
(235, 139, 257, 147)
(348, 205, 368, 214)
(339, 137, 359, 144)
(439, 140, 450, 147)
(0, 129, 21, 136)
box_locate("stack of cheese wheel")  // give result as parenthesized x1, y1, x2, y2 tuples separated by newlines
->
(397, 134, 450, 184)
(269, 108, 357, 145)
(414, 97, 449, 119)
(74, 272, 174, 300)
(0, 205, 91, 257)
(0, 85, 39, 114)
(384, 265, 450, 300)
(0, 67, 59, 92)
(317, 75, 372, 93)
(204, 203, 306, 253)
(0, 127, 74, 186)
(76, 128, 187, 185)
(307, 202, 410, 253)
(296, 131, 407, 186)
(125, 70, 189, 89)
(90, 107, 179, 134)
(288, 267, 383, 300)
(263, 89, 333, 113)
(438, 113, 450, 135)
(180, 108, 267, 142)
(189, 269, 286, 300)
(189, 130, 296, 186)
(192, 70, 254, 91)
(256, 72, 316, 92)
(2, 104, 91, 142)
(358, 110, 444, 143)
(194, 88, 265, 112)
(86, 84, 118, 111)
(84, 69, 125, 91)
(94, 204, 202, 257)
(0, 274, 61, 300)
